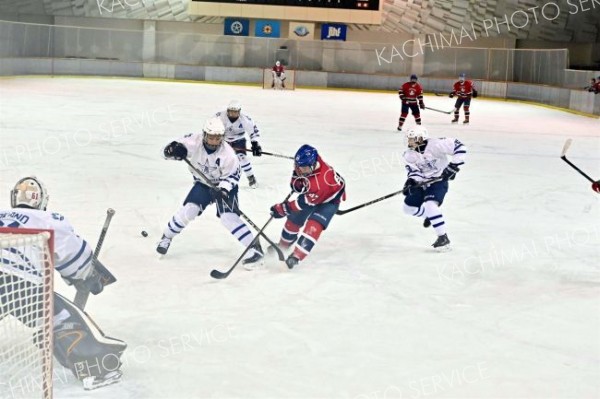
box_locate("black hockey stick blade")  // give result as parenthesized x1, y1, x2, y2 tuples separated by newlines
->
(424, 106, 453, 114)
(210, 192, 293, 279)
(210, 224, 270, 280)
(560, 140, 595, 183)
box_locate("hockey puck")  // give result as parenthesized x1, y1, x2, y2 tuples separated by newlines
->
(141, 231, 148, 237)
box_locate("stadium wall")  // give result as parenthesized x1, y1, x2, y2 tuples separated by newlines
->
(1, 57, 598, 116)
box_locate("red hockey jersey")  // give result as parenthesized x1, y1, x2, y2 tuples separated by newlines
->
(398, 82, 424, 104)
(288, 155, 346, 212)
(272, 65, 285, 77)
(451, 80, 475, 98)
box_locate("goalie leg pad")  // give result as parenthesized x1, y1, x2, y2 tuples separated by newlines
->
(53, 293, 127, 381)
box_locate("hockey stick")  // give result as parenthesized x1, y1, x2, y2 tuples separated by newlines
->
(560, 138, 595, 183)
(233, 147, 294, 160)
(211, 191, 294, 279)
(433, 92, 448, 97)
(183, 158, 285, 261)
(336, 178, 441, 215)
(73, 208, 116, 310)
(424, 106, 454, 114)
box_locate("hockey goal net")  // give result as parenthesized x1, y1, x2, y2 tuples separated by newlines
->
(0, 228, 54, 399)
(262, 68, 296, 90)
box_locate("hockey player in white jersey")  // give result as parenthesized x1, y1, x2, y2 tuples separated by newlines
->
(215, 100, 263, 188)
(157, 117, 264, 264)
(0, 177, 126, 390)
(401, 127, 467, 249)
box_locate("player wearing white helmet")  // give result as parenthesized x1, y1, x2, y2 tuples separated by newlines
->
(401, 126, 467, 250)
(1, 176, 126, 390)
(157, 117, 264, 265)
(215, 100, 263, 188)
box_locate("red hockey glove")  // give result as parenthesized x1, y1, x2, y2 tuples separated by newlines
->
(270, 202, 291, 218)
(592, 181, 600, 193)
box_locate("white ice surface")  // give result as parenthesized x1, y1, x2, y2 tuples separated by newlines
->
(0, 77, 599, 399)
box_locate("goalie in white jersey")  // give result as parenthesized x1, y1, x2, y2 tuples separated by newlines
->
(157, 117, 264, 265)
(215, 100, 263, 188)
(0, 177, 126, 390)
(401, 127, 467, 249)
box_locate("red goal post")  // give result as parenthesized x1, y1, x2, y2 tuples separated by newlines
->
(262, 68, 296, 90)
(0, 227, 54, 399)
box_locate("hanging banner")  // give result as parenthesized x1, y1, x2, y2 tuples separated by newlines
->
(321, 23, 347, 41)
(224, 18, 249, 36)
(255, 20, 281, 38)
(289, 22, 315, 41)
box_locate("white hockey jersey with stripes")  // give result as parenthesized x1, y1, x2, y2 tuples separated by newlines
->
(403, 137, 467, 182)
(172, 133, 241, 192)
(214, 111, 260, 143)
(0, 208, 93, 282)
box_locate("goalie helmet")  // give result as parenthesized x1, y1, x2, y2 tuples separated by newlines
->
(11, 176, 49, 211)
(202, 117, 225, 151)
(294, 144, 318, 176)
(275, 60, 281, 67)
(406, 126, 429, 152)
(226, 100, 242, 122)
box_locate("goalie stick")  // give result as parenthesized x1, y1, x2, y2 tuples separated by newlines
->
(560, 138, 595, 183)
(424, 106, 454, 114)
(183, 158, 285, 261)
(210, 191, 294, 279)
(336, 178, 441, 215)
(74, 208, 117, 310)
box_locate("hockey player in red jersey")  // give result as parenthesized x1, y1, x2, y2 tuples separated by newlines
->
(449, 73, 477, 124)
(271, 60, 286, 89)
(270, 145, 346, 269)
(397, 74, 425, 131)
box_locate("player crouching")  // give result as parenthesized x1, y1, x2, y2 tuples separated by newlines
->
(2, 177, 126, 390)
(268, 145, 346, 269)
(401, 127, 466, 250)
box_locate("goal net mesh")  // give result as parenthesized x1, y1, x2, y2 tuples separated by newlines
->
(0, 228, 54, 399)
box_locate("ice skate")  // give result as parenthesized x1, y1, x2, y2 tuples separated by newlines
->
(243, 241, 264, 270)
(83, 370, 123, 390)
(432, 234, 451, 251)
(285, 255, 299, 269)
(248, 175, 258, 189)
(156, 235, 172, 255)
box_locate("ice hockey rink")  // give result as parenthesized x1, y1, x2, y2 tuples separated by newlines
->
(0, 76, 599, 399)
